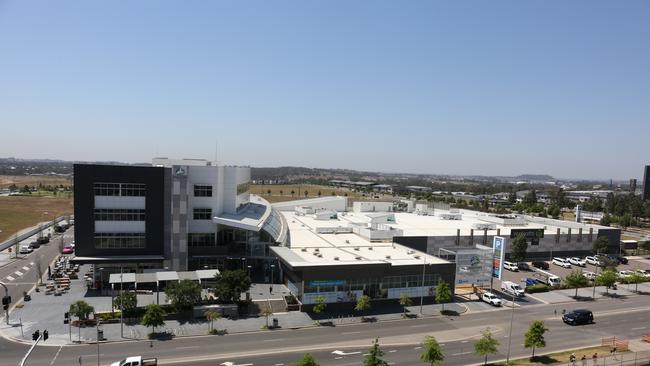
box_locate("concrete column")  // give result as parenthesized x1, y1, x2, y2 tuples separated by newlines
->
(456, 229, 460, 246)
(567, 228, 572, 243)
(578, 228, 583, 242)
(483, 229, 488, 245)
(470, 229, 474, 245)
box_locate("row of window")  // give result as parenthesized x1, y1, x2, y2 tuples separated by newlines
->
(94, 233, 146, 249)
(194, 185, 212, 197)
(188, 233, 217, 247)
(94, 183, 146, 197)
(94, 209, 146, 221)
(193, 208, 212, 220)
(303, 274, 440, 294)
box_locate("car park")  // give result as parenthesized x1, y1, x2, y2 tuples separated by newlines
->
(585, 256, 601, 266)
(517, 262, 531, 271)
(532, 261, 549, 270)
(562, 309, 594, 325)
(569, 257, 586, 267)
(552, 257, 572, 268)
(481, 292, 502, 306)
(503, 261, 519, 272)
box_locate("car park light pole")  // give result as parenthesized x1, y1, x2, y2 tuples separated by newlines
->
(505, 290, 516, 363)
(419, 255, 426, 315)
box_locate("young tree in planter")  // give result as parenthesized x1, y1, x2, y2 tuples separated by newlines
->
(435, 280, 452, 313)
(596, 270, 618, 294)
(165, 279, 202, 310)
(355, 295, 371, 321)
(204, 309, 221, 333)
(69, 300, 94, 321)
(474, 329, 499, 365)
(626, 271, 645, 293)
(509, 234, 528, 263)
(262, 308, 273, 329)
(312, 296, 327, 317)
(142, 304, 165, 335)
(294, 353, 319, 366)
(213, 270, 252, 303)
(112, 291, 137, 315)
(524, 320, 547, 360)
(364, 338, 388, 366)
(399, 293, 412, 317)
(420, 335, 444, 365)
(563, 270, 590, 298)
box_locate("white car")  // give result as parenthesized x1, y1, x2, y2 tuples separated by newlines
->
(634, 269, 650, 278)
(503, 261, 519, 272)
(585, 256, 601, 266)
(618, 270, 633, 279)
(19, 244, 33, 254)
(569, 257, 586, 267)
(481, 292, 502, 306)
(552, 257, 571, 268)
(583, 271, 596, 280)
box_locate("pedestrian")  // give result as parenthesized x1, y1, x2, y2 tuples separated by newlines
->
(554, 309, 557, 316)
(592, 353, 597, 366)
(610, 346, 617, 360)
(569, 353, 576, 366)
(269, 285, 273, 294)
(581, 354, 587, 366)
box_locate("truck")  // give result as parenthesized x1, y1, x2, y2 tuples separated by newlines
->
(110, 356, 157, 366)
(531, 267, 561, 286)
(501, 281, 525, 297)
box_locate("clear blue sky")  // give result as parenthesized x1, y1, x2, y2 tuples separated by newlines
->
(1, 1, 648, 180)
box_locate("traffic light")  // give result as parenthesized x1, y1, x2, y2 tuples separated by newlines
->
(43, 330, 48, 341)
(64, 312, 69, 324)
(2, 296, 10, 310)
(32, 330, 40, 341)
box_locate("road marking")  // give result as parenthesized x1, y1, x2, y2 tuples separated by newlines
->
(460, 340, 469, 343)
(22, 266, 30, 271)
(332, 350, 361, 356)
(30, 262, 34, 266)
(262, 338, 286, 342)
(413, 346, 422, 350)
(274, 364, 285, 366)
(452, 351, 472, 356)
(388, 350, 397, 353)
(6, 276, 15, 281)
(387, 363, 396, 365)
(632, 326, 647, 331)
(220, 362, 253, 366)
(14, 271, 23, 276)
(334, 357, 343, 360)
(50, 345, 62, 366)
(342, 331, 362, 335)
(473, 317, 489, 321)
(176, 346, 200, 350)
(409, 324, 429, 328)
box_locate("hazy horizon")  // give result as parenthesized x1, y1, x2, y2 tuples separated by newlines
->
(1, 1, 648, 180)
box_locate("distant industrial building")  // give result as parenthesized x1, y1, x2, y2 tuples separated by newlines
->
(629, 178, 637, 194)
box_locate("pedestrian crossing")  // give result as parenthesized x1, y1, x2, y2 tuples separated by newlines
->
(4, 262, 35, 282)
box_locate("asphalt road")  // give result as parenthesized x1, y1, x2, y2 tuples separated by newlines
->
(3, 293, 649, 366)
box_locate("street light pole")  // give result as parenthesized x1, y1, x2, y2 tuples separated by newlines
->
(592, 252, 600, 299)
(419, 255, 426, 315)
(505, 291, 516, 363)
(119, 266, 123, 338)
(97, 320, 101, 366)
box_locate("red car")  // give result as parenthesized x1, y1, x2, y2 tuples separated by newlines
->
(62, 245, 74, 254)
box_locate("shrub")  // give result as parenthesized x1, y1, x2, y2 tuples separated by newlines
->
(525, 284, 550, 293)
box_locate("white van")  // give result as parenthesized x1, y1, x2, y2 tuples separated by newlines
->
(501, 281, 525, 297)
(19, 244, 33, 254)
(552, 257, 571, 268)
(503, 261, 519, 272)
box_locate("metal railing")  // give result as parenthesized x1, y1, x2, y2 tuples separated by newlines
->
(0, 216, 67, 252)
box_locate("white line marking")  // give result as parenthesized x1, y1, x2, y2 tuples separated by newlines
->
(50, 345, 63, 366)
(342, 331, 361, 335)
(22, 266, 30, 271)
(6, 276, 15, 281)
(460, 340, 469, 343)
(274, 364, 285, 366)
(473, 317, 489, 321)
(176, 346, 200, 350)
(334, 357, 343, 360)
(262, 338, 286, 342)
(632, 327, 647, 331)
(410, 324, 429, 328)
(452, 351, 472, 356)
(14, 271, 23, 276)
(413, 346, 422, 350)
(388, 350, 397, 353)
(30, 262, 34, 266)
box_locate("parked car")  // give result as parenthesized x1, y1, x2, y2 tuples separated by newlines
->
(29, 241, 41, 249)
(501, 281, 525, 297)
(569, 257, 586, 267)
(19, 244, 33, 254)
(614, 255, 629, 265)
(585, 256, 601, 266)
(36, 236, 49, 244)
(517, 262, 531, 271)
(532, 261, 549, 270)
(481, 292, 502, 306)
(62, 245, 74, 254)
(562, 309, 594, 325)
(634, 269, 650, 278)
(503, 261, 519, 272)
(618, 270, 633, 279)
(583, 271, 596, 280)
(552, 257, 572, 268)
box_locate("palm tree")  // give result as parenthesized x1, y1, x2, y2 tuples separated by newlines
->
(262, 308, 273, 328)
(204, 309, 221, 333)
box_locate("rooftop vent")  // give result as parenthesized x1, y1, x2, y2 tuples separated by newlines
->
(368, 247, 373, 250)
(314, 248, 320, 252)
(414, 255, 421, 259)
(317, 253, 323, 258)
(385, 255, 391, 259)
(407, 250, 415, 255)
(301, 248, 307, 252)
(354, 247, 360, 251)
(355, 256, 362, 260)
(334, 257, 339, 261)
(345, 240, 350, 244)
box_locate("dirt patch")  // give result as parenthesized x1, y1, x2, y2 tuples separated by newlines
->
(0, 175, 72, 189)
(251, 184, 392, 203)
(0, 195, 73, 243)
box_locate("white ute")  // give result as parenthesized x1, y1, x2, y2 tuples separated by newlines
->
(481, 292, 502, 306)
(111, 356, 157, 366)
(501, 281, 525, 297)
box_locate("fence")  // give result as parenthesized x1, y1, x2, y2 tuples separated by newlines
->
(0, 216, 67, 252)
(555, 350, 650, 366)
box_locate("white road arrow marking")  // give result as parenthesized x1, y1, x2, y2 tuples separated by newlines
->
(332, 350, 362, 356)
(220, 362, 253, 366)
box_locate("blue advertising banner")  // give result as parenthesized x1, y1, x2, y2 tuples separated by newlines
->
(308, 280, 347, 287)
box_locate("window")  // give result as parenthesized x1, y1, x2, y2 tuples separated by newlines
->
(94, 233, 145, 249)
(93, 183, 145, 197)
(193, 185, 212, 197)
(193, 208, 212, 220)
(188, 233, 216, 247)
(94, 209, 146, 221)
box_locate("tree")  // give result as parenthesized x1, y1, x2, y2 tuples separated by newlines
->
(291, 190, 295, 197)
(399, 293, 412, 317)
(524, 320, 547, 359)
(8, 183, 18, 192)
(204, 309, 221, 333)
(626, 271, 645, 293)
(213, 269, 251, 303)
(599, 213, 612, 226)
(355, 295, 371, 320)
(509, 234, 528, 263)
(69, 300, 94, 320)
(641, 241, 650, 253)
(279, 190, 283, 196)
(294, 354, 319, 366)
(563, 270, 589, 298)
(364, 338, 388, 366)
(262, 308, 273, 329)
(596, 270, 618, 294)
(112, 291, 137, 314)
(435, 280, 452, 313)
(474, 329, 499, 365)
(141, 304, 165, 334)
(548, 205, 561, 219)
(267, 189, 271, 195)
(317, 190, 322, 197)
(312, 296, 327, 315)
(420, 335, 444, 365)
(523, 189, 537, 206)
(165, 279, 202, 310)
(592, 236, 609, 254)
(304, 190, 308, 197)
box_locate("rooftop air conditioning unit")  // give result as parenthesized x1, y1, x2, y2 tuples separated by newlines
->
(317, 254, 323, 258)
(301, 248, 307, 252)
(314, 248, 320, 252)
(368, 247, 373, 250)
(385, 255, 391, 259)
(407, 250, 414, 254)
(345, 240, 350, 244)
(354, 247, 359, 251)
(414, 255, 421, 259)
(355, 256, 362, 260)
